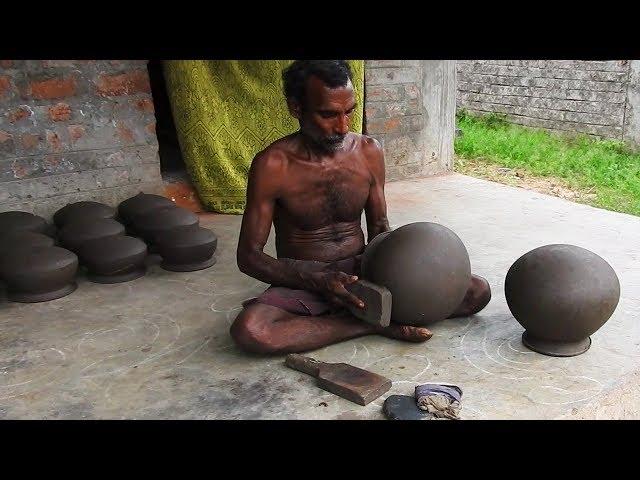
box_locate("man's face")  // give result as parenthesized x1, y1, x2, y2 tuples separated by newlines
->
(292, 75, 356, 153)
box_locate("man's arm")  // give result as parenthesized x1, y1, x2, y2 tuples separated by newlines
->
(363, 137, 391, 243)
(237, 150, 363, 308)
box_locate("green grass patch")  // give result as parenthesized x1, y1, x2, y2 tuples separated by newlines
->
(454, 110, 640, 216)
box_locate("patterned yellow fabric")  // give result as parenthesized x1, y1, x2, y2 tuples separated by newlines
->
(163, 60, 365, 214)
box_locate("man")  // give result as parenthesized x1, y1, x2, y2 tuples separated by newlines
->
(230, 60, 491, 355)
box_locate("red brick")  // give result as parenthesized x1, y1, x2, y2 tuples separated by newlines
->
(8, 107, 31, 124)
(28, 76, 77, 100)
(46, 130, 63, 152)
(96, 70, 151, 96)
(116, 123, 135, 143)
(135, 97, 155, 112)
(12, 163, 30, 179)
(0, 76, 11, 97)
(145, 122, 156, 135)
(21, 133, 41, 150)
(68, 125, 85, 143)
(0, 130, 12, 143)
(48, 103, 72, 122)
(0, 60, 13, 69)
(384, 118, 401, 131)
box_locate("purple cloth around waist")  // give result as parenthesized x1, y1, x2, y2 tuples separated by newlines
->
(242, 257, 359, 316)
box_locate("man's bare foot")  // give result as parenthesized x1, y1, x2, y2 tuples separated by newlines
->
(376, 323, 433, 342)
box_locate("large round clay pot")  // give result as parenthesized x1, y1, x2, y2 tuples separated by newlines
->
(0, 231, 55, 262)
(118, 192, 175, 226)
(132, 206, 199, 244)
(156, 225, 217, 272)
(0, 246, 78, 302)
(0, 211, 50, 236)
(58, 218, 125, 253)
(53, 201, 116, 228)
(78, 235, 148, 284)
(505, 244, 620, 357)
(362, 222, 471, 326)
(360, 231, 392, 279)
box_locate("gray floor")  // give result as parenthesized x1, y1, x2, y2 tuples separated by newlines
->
(1, 173, 639, 419)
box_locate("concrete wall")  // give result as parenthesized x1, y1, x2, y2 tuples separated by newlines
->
(624, 61, 640, 149)
(457, 60, 632, 139)
(0, 60, 163, 220)
(364, 60, 455, 181)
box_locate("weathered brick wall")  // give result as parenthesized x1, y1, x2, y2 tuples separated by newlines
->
(457, 60, 632, 139)
(364, 60, 455, 181)
(624, 61, 640, 149)
(0, 60, 163, 220)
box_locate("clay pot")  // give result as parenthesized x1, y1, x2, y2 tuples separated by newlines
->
(132, 206, 199, 244)
(156, 225, 217, 272)
(58, 218, 125, 253)
(53, 201, 116, 228)
(0, 211, 50, 236)
(118, 192, 175, 226)
(505, 244, 620, 357)
(362, 222, 471, 326)
(360, 231, 392, 279)
(78, 235, 148, 284)
(0, 231, 55, 262)
(0, 246, 78, 302)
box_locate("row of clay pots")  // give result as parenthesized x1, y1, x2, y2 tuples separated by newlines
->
(0, 195, 217, 303)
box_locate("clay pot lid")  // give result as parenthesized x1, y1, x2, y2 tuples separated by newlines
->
(53, 201, 116, 228)
(0, 211, 49, 235)
(79, 235, 147, 262)
(59, 218, 125, 251)
(0, 246, 77, 274)
(0, 231, 55, 253)
(118, 192, 175, 223)
(156, 225, 217, 248)
(134, 206, 199, 232)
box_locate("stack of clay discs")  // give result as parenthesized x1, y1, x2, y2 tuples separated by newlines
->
(117, 192, 176, 235)
(0, 211, 77, 302)
(118, 192, 217, 272)
(53, 201, 116, 229)
(52, 201, 148, 284)
(155, 225, 218, 272)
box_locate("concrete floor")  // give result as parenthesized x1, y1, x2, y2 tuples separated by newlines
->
(1, 173, 639, 419)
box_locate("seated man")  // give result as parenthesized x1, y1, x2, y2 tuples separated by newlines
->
(230, 60, 491, 355)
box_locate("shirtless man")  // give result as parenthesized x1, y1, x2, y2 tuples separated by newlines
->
(230, 60, 491, 355)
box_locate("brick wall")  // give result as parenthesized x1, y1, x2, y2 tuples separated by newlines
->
(0, 60, 163, 220)
(456, 60, 632, 139)
(364, 60, 455, 181)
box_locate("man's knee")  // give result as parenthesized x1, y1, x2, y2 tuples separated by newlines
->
(229, 307, 282, 355)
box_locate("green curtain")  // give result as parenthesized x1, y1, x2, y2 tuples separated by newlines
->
(163, 60, 365, 214)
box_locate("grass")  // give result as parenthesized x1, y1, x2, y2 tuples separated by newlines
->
(454, 110, 640, 216)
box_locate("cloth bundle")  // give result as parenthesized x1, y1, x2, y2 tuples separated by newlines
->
(414, 384, 463, 420)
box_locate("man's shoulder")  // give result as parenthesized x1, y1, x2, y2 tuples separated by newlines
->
(353, 133, 383, 155)
(251, 139, 292, 174)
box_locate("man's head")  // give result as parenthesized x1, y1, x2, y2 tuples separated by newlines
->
(282, 60, 356, 153)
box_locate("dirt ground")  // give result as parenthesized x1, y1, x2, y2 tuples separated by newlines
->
(455, 157, 598, 205)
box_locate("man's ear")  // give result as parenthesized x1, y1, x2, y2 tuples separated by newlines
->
(287, 99, 302, 119)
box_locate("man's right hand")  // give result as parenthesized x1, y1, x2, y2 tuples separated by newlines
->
(304, 270, 365, 310)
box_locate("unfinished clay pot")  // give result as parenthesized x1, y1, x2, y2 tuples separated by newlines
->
(0, 211, 50, 236)
(0, 231, 55, 261)
(132, 206, 199, 244)
(362, 222, 471, 326)
(360, 231, 392, 279)
(58, 218, 125, 253)
(505, 244, 620, 357)
(53, 201, 116, 228)
(0, 246, 78, 302)
(156, 225, 217, 272)
(78, 235, 148, 284)
(118, 192, 175, 226)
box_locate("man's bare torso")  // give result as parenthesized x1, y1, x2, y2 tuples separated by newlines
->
(263, 132, 375, 263)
